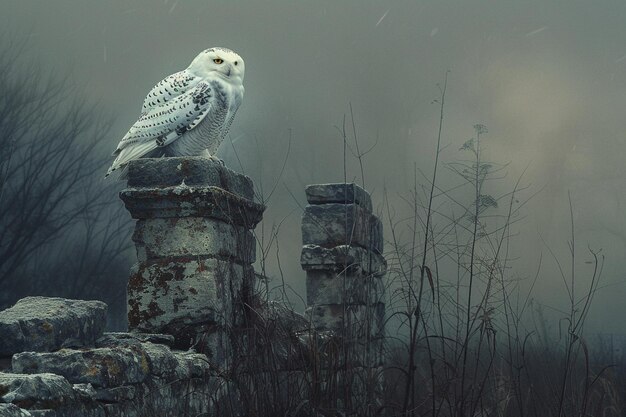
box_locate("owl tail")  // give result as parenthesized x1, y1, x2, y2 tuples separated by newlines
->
(109, 164, 129, 181)
(105, 141, 160, 180)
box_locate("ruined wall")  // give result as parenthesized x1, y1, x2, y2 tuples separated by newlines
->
(301, 183, 386, 413)
(0, 297, 226, 417)
(0, 158, 259, 417)
(0, 158, 387, 417)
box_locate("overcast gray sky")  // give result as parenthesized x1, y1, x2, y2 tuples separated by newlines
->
(5, 0, 626, 333)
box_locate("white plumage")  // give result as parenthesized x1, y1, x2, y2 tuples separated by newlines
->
(106, 47, 245, 178)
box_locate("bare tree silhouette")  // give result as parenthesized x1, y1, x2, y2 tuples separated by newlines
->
(0, 41, 131, 326)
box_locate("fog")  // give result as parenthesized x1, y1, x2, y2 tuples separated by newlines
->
(4, 0, 626, 334)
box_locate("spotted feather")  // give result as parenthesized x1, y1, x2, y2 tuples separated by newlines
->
(106, 47, 245, 178)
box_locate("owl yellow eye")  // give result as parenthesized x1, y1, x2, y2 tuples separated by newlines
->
(213, 58, 223, 64)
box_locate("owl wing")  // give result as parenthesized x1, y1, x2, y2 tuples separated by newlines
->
(206, 89, 243, 155)
(106, 81, 216, 177)
(207, 107, 238, 156)
(141, 70, 201, 113)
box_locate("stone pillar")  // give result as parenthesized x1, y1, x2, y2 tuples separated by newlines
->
(120, 157, 264, 364)
(300, 183, 386, 413)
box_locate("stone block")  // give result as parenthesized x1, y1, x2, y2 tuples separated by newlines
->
(94, 333, 210, 379)
(0, 372, 75, 408)
(132, 217, 256, 263)
(72, 383, 137, 404)
(302, 204, 382, 252)
(126, 157, 255, 201)
(139, 342, 183, 380)
(94, 385, 136, 402)
(71, 383, 96, 400)
(173, 351, 211, 378)
(120, 185, 264, 227)
(25, 410, 54, 417)
(0, 297, 107, 357)
(306, 270, 384, 305)
(300, 244, 386, 275)
(6, 365, 225, 416)
(127, 258, 251, 338)
(85, 335, 211, 381)
(305, 183, 372, 212)
(307, 303, 385, 338)
(12, 348, 150, 388)
(96, 332, 175, 348)
(0, 404, 31, 417)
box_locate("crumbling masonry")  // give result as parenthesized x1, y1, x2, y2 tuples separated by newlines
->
(0, 157, 386, 417)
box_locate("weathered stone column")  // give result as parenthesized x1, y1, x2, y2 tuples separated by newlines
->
(300, 183, 386, 413)
(120, 157, 264, 365)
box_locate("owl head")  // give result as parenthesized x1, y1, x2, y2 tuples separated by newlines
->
(189, 47, 245, 83)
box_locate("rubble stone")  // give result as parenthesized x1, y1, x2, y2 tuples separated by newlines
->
(12, 348, 149, 388)
(0, 298, 107, 357)
(172, 351, 211, 378)
(0, 373, 75, 408)
(96, 332, 175, 348)
(0, 404, 32, 417)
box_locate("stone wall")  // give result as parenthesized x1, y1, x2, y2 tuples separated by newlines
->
(0, 158, 387, 417)
(0, 297, 227, 417)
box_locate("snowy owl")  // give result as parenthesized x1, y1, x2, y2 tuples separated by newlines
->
(105, 47, 245, 178)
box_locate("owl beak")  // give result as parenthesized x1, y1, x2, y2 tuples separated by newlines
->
(226, 68, 232, 77)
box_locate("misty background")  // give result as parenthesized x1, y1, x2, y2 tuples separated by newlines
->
(3, 0, 626, 334)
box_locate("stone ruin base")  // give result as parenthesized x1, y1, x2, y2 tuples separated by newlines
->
(0, 178, 388, 417)
(0, 298, 385, 417)
(0, 297, 238, 417)
(0, 297, 352, 417)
